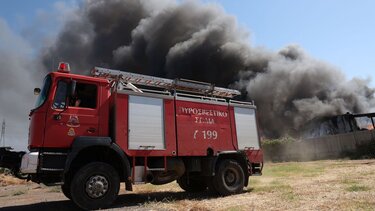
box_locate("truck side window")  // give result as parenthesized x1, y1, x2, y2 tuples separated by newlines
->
(70, 83, 97, 109)
(53, 80, 68, 109)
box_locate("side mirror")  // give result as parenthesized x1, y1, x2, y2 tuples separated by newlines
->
(34, 88, 41, 95)
(69, 80, 77, 97)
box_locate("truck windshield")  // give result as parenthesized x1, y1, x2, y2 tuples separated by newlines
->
(34, 75, 52, 109)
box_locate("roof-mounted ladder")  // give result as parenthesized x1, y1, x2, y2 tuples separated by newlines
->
(91, 67, 240, 98)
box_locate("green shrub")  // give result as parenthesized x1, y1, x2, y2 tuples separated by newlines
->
(262, 135, 296, 146)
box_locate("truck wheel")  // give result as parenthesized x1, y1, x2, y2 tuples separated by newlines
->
(70, 162, 120, 210)
(177, 175, 207, 192)
(61, 183, 71, 199)
(214, 160, 245, 196)
(207, 177, 219, 194)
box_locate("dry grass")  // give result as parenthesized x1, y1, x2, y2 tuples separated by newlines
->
(0, 160, 374, 210)
(0, 173, 28, 186)
(127, 160, 375, 211)
(11, 190, 27, 196)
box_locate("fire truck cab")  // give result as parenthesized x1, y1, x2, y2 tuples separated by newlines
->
(1, 62, 263, 210)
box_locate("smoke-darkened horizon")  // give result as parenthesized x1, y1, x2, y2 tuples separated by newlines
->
(40, 0, 375, 137)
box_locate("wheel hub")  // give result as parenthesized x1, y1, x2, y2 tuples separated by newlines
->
(225, 170, 237, 185)
(86, 175, 109, 198)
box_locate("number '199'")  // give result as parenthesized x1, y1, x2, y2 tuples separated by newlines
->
(193, 130, 218, 140)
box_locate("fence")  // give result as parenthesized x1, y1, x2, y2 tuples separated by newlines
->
(263, 130, 375, 162)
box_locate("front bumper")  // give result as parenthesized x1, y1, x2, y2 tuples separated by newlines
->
(20, 151, 39, 174)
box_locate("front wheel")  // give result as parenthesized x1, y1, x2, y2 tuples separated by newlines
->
(70, 162, 120, 210)
(61, 183, 71, 199)
(213, 159, 245, 196)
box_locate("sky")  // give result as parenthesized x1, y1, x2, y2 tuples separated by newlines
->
(210, 0, 375, 82)
(0, 0, 374, 149)
(1, 0, 374, 81)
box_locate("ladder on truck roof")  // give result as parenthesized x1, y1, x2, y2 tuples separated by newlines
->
(91, 67, 241, 98)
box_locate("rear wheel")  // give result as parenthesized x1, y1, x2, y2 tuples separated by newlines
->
(207, 177, 219, 194)
(70, 162, 120, 210)
(213, 159, 245, 196)
(177, 174, 207, 192)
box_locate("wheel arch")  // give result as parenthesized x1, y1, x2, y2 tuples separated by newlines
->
(64, 136, 131, 186)
(216, 151, 250, 187)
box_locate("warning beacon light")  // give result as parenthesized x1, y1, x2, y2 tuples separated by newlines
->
(57, 62, 70, 73)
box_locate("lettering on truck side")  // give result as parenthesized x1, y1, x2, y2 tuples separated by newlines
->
(179, 106, 228, 141)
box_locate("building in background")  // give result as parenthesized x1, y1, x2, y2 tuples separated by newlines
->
(302, 113, 375, 139)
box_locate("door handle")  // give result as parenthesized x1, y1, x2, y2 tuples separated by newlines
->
(53, 114, 62, 120)
(139, 145, 156, 149)
(87, 127, 96, 134)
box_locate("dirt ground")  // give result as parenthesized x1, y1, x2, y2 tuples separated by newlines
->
(1, 159, 375, 211)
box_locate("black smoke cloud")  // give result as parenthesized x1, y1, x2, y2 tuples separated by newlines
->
(42, 0, 252, 85)
(42, 0, 375, 138)
(234, 45, 375, 137)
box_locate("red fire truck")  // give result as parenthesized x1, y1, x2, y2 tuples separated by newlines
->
(0, 62, 263, 210)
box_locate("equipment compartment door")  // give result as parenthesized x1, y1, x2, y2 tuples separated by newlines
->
(234, 107, 260, 149)
(175, 100, 233, 156)
(128, 95, 165, 150)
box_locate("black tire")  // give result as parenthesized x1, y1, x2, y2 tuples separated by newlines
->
(177, 174, 207, 192)
(70, 162, 120, 210)
(206, 177, 219, 194)
(213, 159, 245, 196)
(61, 183, 71, 199)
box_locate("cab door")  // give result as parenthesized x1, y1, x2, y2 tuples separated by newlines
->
(43, 79, 99, 148)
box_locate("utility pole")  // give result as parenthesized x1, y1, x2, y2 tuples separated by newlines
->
(1, 119, 5, 147)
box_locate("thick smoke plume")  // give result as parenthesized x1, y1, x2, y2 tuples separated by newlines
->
(42, 0, 375, 138)
(0, 19, 43, 149)
(234, 46, 375, 137)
